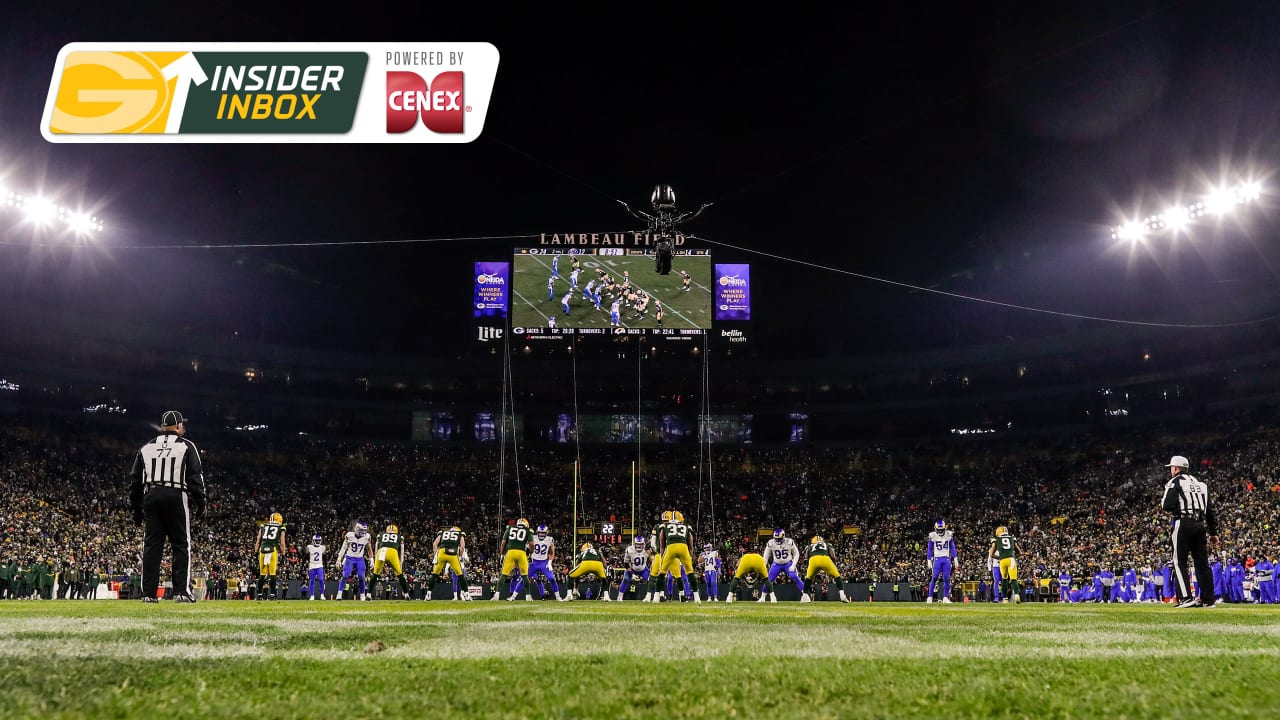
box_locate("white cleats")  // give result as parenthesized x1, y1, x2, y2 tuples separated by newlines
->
(525, 595, 534, 601)
(838, 591, 849, 603)
(726, 594, 735, 604)
(693, 594, 702, 604)
(757, 595, 767, 603)
(800, 593, 812, 603)
(308, 596, 315, 601)
(942, 597, 952, 604)
(556, 594, 567, 602)
(641, 593, 651, 603)
(602, 593, 612, 602)
(925, 597, 933, 604)
(769, 593, 778, 603)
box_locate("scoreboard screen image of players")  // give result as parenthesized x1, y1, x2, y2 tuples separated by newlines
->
(510, 248, 712, 334)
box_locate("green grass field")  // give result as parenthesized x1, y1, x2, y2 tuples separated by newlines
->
(511, 253, 713, 330)
(2, 601, 1278, 719)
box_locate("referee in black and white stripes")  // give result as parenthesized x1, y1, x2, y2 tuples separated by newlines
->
(1160, 454, 1219, 608)
(130, 410, 206, 603)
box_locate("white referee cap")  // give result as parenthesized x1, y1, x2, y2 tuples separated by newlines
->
(1165, 455, 1190, 468)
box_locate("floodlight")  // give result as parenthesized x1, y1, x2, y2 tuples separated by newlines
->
(1164, 206, 1189, 231)
(68, 212, 97, 235)
(1205, 187, 1236, 215)
(25, 197, 57, 224)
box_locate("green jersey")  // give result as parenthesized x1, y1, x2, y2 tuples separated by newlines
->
(437, 528, 464, 555)
(808, 541, 831, 557)
(577, 547, 603, 564)
(992, 535, 1017, 560)
(257, 522, 285, 553)
(503, 525, 532, 554)
(377, 531, 403, 554)
(659, 521, 691, 548)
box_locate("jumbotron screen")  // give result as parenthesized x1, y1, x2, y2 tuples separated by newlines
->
(510, 248, 712, 336)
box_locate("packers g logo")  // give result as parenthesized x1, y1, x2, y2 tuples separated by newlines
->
(50, 52, 188, 134)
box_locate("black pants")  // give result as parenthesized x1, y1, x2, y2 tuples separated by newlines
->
(142, 487, 193, 599)
(1171, 518, 1214, 604)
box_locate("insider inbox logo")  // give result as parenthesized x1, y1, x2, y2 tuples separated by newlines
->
(43, 43, 499, 144)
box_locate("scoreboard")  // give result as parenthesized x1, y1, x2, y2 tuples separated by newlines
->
(510, 248, 713, 337)
(590, 522, 634, 545)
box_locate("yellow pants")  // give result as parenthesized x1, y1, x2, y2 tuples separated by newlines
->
(651, 551, 683, 578)
(806, 555, 841, 580)
(373, 547, 402, 576)
(569, 560, 607, 580)
(433, 551, 463, 577)
(734, 553, 768, 579)
(258, 550, 278, 577)
(661, 544, 694, 577)
(999, 557, 1018, 580)
(501, 549, 530, 577)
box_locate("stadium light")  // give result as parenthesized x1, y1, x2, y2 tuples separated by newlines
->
(1110, 180, 1263, 239)
(0, 183, 106, 235)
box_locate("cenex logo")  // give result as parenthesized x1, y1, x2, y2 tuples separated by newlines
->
(386, 71, 466, 133)
(476, 272, 505, 285)
(719, 274, 747, 287)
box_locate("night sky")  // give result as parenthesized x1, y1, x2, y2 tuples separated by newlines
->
(2, 2, 1278, 359)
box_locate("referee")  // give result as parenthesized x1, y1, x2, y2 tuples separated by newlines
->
(130, 410, 206, 603)
(1161, 454, 1218, 608)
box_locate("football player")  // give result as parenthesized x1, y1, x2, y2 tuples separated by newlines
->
(646, 511, 683, 602)
(305, 533, 326, 600)
(609, 299, 622, 327)
(988, 526, 1020, 603)
(254, 512, 286, 600)
(804, 535, 849, 603)
(763, 529, 806, 602)
(430, 526, 469, 601)
(372, 524, 412, 599)
(926, 519, 956, 604)
(658, 510, 700, 604)
(567, 542, 611, 601)
(493, 518, 536, 601)
(618, 535, 652, 601)
(654, 301, 664, 329)
(726, 551, 770, 603)
(335, 522, 373, 601)
(699, 543, 722, 601)
(679, 269, 692, 291)
(510, 524, 565, 601)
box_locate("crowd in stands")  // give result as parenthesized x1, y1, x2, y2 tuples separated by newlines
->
(3, 413, 1279, 598)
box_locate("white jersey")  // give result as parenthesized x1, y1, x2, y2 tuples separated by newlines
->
(701, 549, 720, 573)
(342, 531, 372, 559)
(306, 543, 326, 570)
(529, 534, 555, 562)
(624, 545, 649, 572)
(764, 538, 799, 566)
(927, 530, 955, 559)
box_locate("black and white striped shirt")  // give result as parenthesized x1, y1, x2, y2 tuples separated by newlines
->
(1161, 472, 1218, 534)
(130, 432, 206, 500)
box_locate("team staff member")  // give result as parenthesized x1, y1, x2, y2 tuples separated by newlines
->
(130, 410, 206, 603)
(1161, 455, 1218, 608)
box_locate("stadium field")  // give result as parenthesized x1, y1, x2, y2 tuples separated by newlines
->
(511, 253, 713, 330)
(1, 602, 1277, 719)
